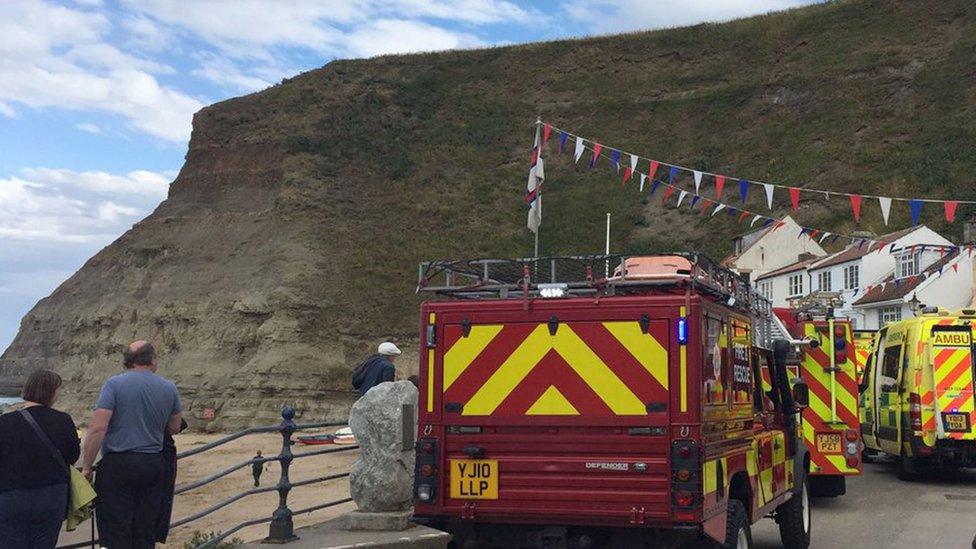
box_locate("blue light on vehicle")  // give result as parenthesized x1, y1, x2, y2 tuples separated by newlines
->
(677, 317, 688, 345)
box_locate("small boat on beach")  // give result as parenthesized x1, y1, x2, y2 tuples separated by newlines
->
(297, 434, 336, 445)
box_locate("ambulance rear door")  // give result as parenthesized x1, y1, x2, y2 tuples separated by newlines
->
(929, 326, 976, 441)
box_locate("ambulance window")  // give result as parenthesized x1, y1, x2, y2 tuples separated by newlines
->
(703, 316, 728, 405)
(880, 345, 901, 381)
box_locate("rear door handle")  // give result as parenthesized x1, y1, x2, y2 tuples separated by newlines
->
(463, 445, 486, 458)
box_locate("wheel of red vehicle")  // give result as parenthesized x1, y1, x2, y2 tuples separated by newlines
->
(776, 476, 811, 549)
(722, 499, 752, 549)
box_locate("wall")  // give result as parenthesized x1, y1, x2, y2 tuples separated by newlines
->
(732, 217, 826, 279)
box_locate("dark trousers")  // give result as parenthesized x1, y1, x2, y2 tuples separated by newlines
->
(95, 451, 166, 549)
(0, 483, 68, 549)
(155, 445, 177, 543)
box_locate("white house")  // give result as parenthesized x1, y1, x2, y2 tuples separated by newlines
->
(754, 254, 821, 308)
(806, 225, 954, 324)
(724, 215, 827, 281)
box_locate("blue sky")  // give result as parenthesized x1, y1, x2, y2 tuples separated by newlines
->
(0, 0, 817, 352)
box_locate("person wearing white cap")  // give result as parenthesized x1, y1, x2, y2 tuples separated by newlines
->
(351, 342, 402, 397)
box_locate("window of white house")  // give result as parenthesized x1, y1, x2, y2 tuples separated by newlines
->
(759, 281, 772, 300)
(844, 264, 859, 290)
(878, 306, 902, 325)
(788, 274, 804, 297)
(817, 271, 832, 292)
(895, 252, 919, 279)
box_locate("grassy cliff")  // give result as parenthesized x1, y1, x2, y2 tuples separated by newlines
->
(2, 0, 975, 426)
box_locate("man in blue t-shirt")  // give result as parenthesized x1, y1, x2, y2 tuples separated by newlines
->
(81, 340, 183, 549)
(353, 342, 401, 397)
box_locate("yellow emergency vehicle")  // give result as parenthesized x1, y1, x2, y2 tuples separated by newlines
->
(860, 307, 976, 478)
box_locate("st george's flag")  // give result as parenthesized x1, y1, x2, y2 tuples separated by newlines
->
(526, 127, 545, 233)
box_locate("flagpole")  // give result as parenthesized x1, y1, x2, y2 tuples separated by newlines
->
(533, 116, 542, 259)
(605, 212, 611, 277)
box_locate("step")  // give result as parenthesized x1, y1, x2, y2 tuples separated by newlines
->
(242, 517, 451, 549)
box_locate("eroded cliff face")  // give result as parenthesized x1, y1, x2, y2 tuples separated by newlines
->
(2, 0, 974, 428)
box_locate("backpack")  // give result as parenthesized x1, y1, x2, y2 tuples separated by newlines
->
(351, 357, 373, 390)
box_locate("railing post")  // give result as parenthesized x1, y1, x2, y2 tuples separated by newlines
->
(264, 406, 298, 544)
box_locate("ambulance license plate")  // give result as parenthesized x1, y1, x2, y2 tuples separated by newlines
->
(450, 459, 498, 499)
(943, 412, 971, 432)
(816, 433, 842, 454)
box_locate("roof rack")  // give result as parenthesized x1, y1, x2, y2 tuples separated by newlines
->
(417, 253, 772, 318)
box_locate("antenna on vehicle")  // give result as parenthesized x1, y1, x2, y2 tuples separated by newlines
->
(605, 212, 611, 278)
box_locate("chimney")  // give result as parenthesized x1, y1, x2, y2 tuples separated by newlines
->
(797, 252, 815, 262)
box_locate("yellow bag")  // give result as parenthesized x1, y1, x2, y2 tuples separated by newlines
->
(66, 467, 96, 531)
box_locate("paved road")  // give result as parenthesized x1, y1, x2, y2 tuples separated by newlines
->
(753, 457, 976, 548)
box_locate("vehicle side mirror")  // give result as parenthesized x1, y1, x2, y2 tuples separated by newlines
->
(792, 379, 809, 409)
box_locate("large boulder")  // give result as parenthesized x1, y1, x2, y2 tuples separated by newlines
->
(348, 381, 417, 512)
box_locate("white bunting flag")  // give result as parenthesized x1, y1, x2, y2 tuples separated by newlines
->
(574, 136, 585, 164)
(639, 173, 647, 192)
(526, 129, 545, 233)
(750, 215, 762, 227)
(763, 183, 774, 210)
(693, 170, 703, 194)
(677, 190, 688, 207)
(712, 204, 726, 216)
(630, 154, 639, 174)
(819, 232, 831, 244)
(878, 196, 892, 225)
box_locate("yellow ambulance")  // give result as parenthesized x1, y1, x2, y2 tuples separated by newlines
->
(860, 307, 976, 478)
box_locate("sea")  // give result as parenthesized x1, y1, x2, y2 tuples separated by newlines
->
(0, 396, 23, 405)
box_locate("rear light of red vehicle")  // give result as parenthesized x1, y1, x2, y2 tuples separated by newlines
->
(844, 430, 858, 442)
(909, 393, 922, 431)
(671, 440, 699, 510)
(415, 437, 439, 503)
(846, 456, 859, 468)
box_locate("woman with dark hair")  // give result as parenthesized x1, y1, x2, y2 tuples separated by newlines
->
(0, 370, 80, 548)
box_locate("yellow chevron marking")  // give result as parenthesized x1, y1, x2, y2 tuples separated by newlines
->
(426, 349, 435, 412)
(703, 460, 717, 494)
(525, 386, 579, 415)
(826, 454, 849, 472)
(462, 325, 552, 415)
(603, 321, 669, 389)
(760, 468, 774, 505)
(443, 324, 503, 391)
(463, 324, 647, 416)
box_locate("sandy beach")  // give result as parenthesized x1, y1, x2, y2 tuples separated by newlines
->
(58, 431, 359, 548)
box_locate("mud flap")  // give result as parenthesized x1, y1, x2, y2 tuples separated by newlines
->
(703, 501, 728, 544)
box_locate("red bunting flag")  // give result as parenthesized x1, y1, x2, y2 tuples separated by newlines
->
(715, 175, 725, 200)
(738, 211, 750, 223)
(661, 186, 675, 204)
(648, 160, 659, 180)
(700, 199, 713, 215)
(589, 143, 603, 169)
(945, 200, 959, 223)
(543, 123, 552, 145)
(849, 194, 863, 222)
(810, 229, 820, 240)
(953, 263, 959, 273)
(622, 167, 633, 184)
(789, 187, 800, 211)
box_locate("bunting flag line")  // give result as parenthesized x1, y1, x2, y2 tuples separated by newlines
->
(534, 121, 954, 249)
(542, 121, 973, 226)
(526, 124, 544, 234)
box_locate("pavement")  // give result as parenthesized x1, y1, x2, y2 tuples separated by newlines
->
(753, 456, 976, 548)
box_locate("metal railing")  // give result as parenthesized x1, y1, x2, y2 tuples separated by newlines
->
(58, 406, 358, 549)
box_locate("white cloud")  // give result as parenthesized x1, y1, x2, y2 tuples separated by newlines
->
(191, 54, 275, 92)
(564, 0, 819, 33)
(0, 167, 170, 243)
(0, 0, 202, 142)
(75, 122, 102, 134)
(345, 19, 485, 58)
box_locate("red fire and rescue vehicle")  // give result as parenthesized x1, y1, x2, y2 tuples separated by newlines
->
(413, 254, 813, 548)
